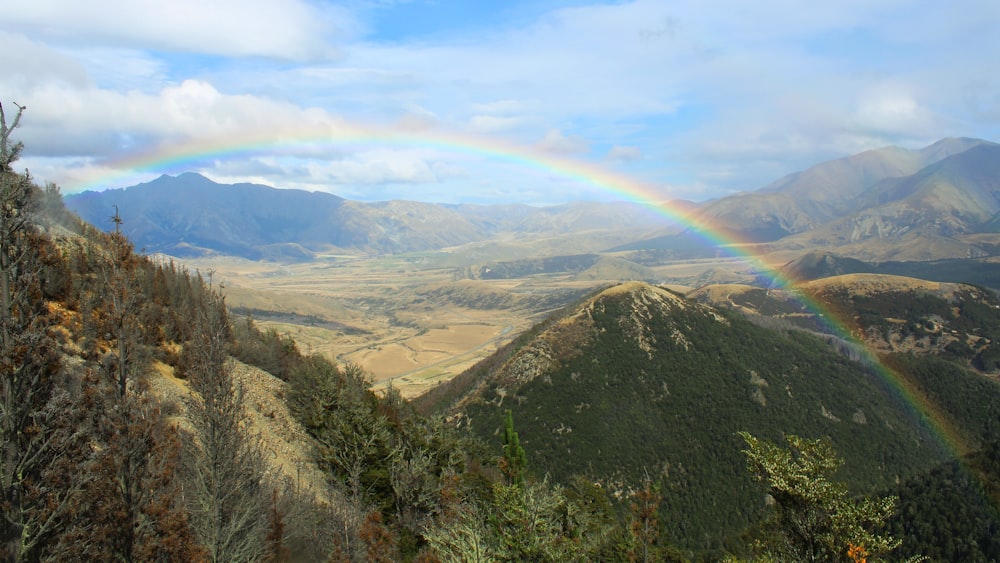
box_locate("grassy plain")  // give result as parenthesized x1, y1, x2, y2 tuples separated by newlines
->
(183, 247, 773, 397)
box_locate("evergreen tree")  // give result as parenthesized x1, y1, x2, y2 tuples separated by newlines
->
(501, 409, 526, 488)
(63, 219, 202, 561)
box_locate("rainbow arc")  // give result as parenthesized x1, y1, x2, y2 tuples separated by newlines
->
(73, 123, 981, 461)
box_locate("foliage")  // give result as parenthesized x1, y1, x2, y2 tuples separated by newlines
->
(423, 476, 623, 562)
(0, 104, 90, 562)
(815, 284, 1000, 375)
(739, 432, 903, 562)
(229, 315, 301, 380)
(622, 477, 687, 562)
(880, 353, 1000, 452)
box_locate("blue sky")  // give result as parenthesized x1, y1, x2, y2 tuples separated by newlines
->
(2, 0, 999, 204)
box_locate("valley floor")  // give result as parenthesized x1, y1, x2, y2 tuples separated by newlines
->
(183, 251, 771, 397)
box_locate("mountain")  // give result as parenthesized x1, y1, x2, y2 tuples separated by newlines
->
(762, 137, 988, 207)
(786, 143, 1000, 256)
(66, 172, 348, 258)
(779, 250, 874, 280)
(28, 149, 1000, 559)
(678, 138, 990, 244)
(64, 137, 1000, 264)
(621, 138, 1000, 261)
(64, 173, 669, 260)
(432, 281, 1000, 549)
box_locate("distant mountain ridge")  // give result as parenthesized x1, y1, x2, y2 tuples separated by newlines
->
(656, 138, 1000, 259)
(64, 137, 1000, 262)
(792, 143, 1000, 250)
(66, 173, 349, 258)
(65, 172, 670, 260)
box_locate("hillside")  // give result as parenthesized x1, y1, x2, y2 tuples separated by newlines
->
(690, 271, 1000, 379)
(440, 281, 1000, 550)
(772, 143, 1000, 260)
(10, 169, 543, 561)
(776, 251, 1000, 289)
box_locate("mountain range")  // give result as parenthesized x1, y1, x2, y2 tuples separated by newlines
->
(638, 137, 1000, 261)
(64, 172, 670, 260)
(64, 137, 1000, 264)
(690, 137, 992, 237)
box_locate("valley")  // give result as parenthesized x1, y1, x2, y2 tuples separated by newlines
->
(190, 248, 774, 397)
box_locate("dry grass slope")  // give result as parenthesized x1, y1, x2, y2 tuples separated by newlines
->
(147, 358, 329, 499)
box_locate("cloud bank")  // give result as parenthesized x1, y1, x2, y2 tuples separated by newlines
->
(1, 0, 997, 203)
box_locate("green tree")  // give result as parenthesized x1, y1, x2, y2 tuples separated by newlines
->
(739, 432, 905, 562)
(488, 480, 580, 561)
(501, 409, 526, 488)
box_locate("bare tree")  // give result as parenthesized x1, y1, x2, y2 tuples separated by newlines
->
(0, 102, 25, 172)
(0, 102, 30, 320)
(183, 294, 267, 562)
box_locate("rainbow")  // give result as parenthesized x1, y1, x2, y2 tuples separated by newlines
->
(71, 124, 977, 460)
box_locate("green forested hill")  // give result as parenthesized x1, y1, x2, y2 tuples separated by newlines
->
(888, 439, 1000, 562)
(452, 282, 1000, 551)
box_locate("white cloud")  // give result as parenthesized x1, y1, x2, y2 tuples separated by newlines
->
(536, 129, 589, 155)
(1, 0, 341, 60)
(14, 80, 337, 157)
(855, 83, 938, 136)
(0, 31, 91, 90)
(305, 148, 457, 186)
(6, 0, 1000, 204)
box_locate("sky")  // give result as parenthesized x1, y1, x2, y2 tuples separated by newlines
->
(2, 0, 999, 205)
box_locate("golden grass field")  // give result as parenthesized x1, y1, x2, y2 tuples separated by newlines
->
(184, 249, 774, 398)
